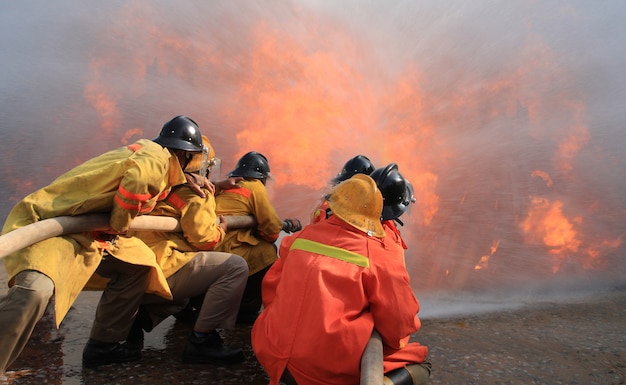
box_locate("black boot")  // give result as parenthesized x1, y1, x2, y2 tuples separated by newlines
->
(126, 320, 145, 350)
(236, 309, 260, 325)
(173, 303, 200, 324)
(174, 295, 204, 324)
(182, 330, 245, 365)
(126, 306, 153, 350)
(82, 339, 141, 368)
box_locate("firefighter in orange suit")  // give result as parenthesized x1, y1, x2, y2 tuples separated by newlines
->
(251, 174, 430, 385)
(370, 163, 431, 384)
(126, 135, 248, 365)
(0, 115, 206, 372)
(214, 151, 301, 323)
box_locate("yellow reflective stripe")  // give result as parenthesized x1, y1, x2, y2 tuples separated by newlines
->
(290, 238, 370, 268)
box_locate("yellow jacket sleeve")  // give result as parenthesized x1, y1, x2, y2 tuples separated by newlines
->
(110, 142, 185, 232)
(167, 186, 225, 250)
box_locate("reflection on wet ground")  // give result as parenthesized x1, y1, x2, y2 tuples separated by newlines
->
(1, 288, 269, 385)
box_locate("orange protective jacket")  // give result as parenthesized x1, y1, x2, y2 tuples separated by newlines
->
(130, 183, 225, 278)
(214, 179, 283, 275)
(251, 215, 427, 385)
(1, 139, 185, 326)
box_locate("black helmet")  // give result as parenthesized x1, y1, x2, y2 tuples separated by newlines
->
(227, 151, 270, 179)
(153, 115, 203, 152)
(332, 155, 375, 183)
(370, 163, 415, 221)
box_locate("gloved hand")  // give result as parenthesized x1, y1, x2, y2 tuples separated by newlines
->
(184, 172, 214, 197)
(282, 218, 302, 233)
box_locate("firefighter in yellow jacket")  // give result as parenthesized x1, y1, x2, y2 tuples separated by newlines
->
(0, 115, 205, 372)
(127, 136, 249, 365)
(214, 151, 301, 323)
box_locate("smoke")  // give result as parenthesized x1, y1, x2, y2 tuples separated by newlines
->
(1, 0, 625, 300)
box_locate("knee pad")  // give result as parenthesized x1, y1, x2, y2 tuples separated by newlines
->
(384, 367, 414, 385)
(383, 363, 431, 385)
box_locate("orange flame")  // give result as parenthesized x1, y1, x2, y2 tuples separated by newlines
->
(61, 2, 621, 291)
(474, 240, 500, 270)
(84, 62, 121, 134)
(520, 197, 581, 273)
(531, 170, 553, 187)
(121, 129, 144, 145)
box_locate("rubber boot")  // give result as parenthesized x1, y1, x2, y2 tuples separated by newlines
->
(82, 339, 141, 368)
(125, 306, 153, 350)
(182, 330, 244, 365)
(383, 363, 432, 385)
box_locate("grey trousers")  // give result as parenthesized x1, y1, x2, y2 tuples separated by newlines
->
(141, 251, 248, 332)
(0, 270, 54, 372)
(0, 255, 151, 372)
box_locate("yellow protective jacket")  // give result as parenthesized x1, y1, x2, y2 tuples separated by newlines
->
(214, 179, 283, 275)
(130, 183, 225, 278)
(1, 139, 186, 327)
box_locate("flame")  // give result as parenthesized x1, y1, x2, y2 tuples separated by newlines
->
(120, 128, 144, 145)
(584, 237, 622, 269)
(233, 20, 362, 190)
(84, 62, 121, 134)
(410, 172, 439, 226)
(531, 170, 553, 187)
(553, 104, 590, 174)
(474, 240, 500, 270)
(520, 197, 582, 273)
(19, 1, 616, 292)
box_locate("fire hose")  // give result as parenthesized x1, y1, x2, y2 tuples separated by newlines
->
(360, 329, 384, 385)
(0, 214, 384, 381)
(0, 213, 256, 260)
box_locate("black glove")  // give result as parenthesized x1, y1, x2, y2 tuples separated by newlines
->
(282, 218, 302, 233)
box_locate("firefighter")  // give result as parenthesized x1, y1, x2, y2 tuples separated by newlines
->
(0, 115, 205, 371)
(251, 174, 430, 385)
(370, 163, 432, 385)
(332, 154, 376, 185)
(214, 151, 301, 324)
(311, 154, 375, 224)
(126, 136, 248, 365)
(371, 162, 416, 248)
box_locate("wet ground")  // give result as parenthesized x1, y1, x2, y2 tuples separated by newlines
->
(0, 289, 269, 385)
(1, 269, 625, 384)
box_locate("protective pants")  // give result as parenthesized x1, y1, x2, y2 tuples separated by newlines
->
(89, 254, 152, 342)
(0, 270, 54, 373)
(141, 252, 248, 332)
(0, 255, 152, 372)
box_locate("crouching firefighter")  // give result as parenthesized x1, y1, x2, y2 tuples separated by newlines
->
(251, 174, 431, 385)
